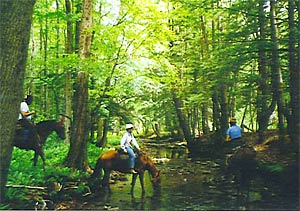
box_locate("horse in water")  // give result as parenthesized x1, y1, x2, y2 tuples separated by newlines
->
(14, 118, 66, 168)
(89, 149, 161, 194)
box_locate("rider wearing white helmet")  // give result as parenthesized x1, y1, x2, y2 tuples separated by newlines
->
(120, 123, 140, 174)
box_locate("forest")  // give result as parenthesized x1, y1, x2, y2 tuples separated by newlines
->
(0, 0, 299, 210)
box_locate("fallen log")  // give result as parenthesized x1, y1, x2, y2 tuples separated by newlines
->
(6, 184, 46, 190)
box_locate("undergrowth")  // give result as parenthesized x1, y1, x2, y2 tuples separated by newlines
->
(3, 133, 121, 208)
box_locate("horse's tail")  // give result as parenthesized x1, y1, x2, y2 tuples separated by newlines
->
(89, 159, 103, 192)
(91, 159, 103, 179)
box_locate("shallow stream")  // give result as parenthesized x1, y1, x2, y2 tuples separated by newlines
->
(80, 140, 298, 210)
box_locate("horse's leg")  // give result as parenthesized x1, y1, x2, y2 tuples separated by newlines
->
(246, 182, 250, 203)
(33, 151, 39, 166)
(131, 173, 138, 194)
(139, 172, 145, 194)
(244, 173, 250, 203)
(40, 149, 46, 171)
(236, 175, 242, 207)
(32, 131, 44, 168)
(34, 148, 46, 171)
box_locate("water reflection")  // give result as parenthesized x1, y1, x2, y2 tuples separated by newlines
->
(129, 188, 162, 210)
(85, 142, 299, 210)
(148, 143, 188, 160)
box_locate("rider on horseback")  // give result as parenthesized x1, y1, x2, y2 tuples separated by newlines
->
(120, 123, 140, 174)
(226, 117, 244, 149)
(18, 95, 36, 141)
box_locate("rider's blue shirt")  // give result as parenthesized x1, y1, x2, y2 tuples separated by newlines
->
(226, 125, 242, 140)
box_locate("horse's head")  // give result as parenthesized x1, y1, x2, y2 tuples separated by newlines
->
(55, 118, 66, 140)
(151, 170, 161, 189)
(139, 154, 161, 189)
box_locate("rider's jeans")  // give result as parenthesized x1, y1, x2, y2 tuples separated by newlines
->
(126, 146, 136, 169)
(22, 129, 30, 141)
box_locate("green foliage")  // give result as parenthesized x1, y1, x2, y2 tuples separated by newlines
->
(22, 0, 295, 147)
(0, 204, 10, 210)
(2, 1, 297, 210)
(5, 188, 27, 203)
(4, 0, 297, 208)
(6, 133, 122, 204)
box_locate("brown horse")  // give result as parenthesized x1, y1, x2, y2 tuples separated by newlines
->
(226, 145, 257, 202)
(89, 149, 161, 194)
(14, 118, 66, 168)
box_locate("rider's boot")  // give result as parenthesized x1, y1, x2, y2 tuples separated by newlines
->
(129, 169, 138, 174)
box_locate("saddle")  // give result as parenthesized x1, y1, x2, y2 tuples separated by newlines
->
(15, 121, 41, 147)
(116, 148, 130, 160)
(116, 148, 141, 160)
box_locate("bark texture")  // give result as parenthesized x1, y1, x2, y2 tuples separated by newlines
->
(64, 0, 92, 172)
(64, 72, 89, 170)
(0, 0, 36, 202)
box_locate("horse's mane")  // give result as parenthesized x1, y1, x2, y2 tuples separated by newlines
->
(36, 120, 57, 128)
(138, 153, 159, 177)
(139, 153, 152, 162)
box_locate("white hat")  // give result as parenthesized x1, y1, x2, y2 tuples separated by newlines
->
(125, 123, 134, 130)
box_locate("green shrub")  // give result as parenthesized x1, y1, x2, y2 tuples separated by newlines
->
(0, 204, 10, 210)
(6, 132, 121, 205)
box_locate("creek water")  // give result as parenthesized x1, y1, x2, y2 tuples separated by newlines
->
(82, 140, 299, 210)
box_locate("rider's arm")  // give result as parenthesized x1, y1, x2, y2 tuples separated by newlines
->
(226, 128, 231, 142)
(21, 110, 35, 117)
(120, 133, 128, 152)
(131, 136, 140, 150)
(226, 135, 231, 142)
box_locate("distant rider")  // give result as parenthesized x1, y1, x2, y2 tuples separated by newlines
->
(226, 117, 243, 148)
(120, 123, 140, 174)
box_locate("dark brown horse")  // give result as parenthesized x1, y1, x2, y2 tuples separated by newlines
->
(14, 118, 66, 168)
(89, 149, 161, 194)
(226, 145, 257, 202)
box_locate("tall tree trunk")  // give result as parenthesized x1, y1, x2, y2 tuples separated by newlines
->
(257, 0, 276, 143)
(188, 110, 194, 138)
(43, 0, 49, 114)
(287, 0, 300, 143)
(78, 0, 92, 58)
(55, 0, 60, 59)
(75, 1, 81, 53)
(270, 0, 285, 140)
(201, 103, 209, 135)
(257, 0, 269, 131)
(228, 95, 235, 118)
(64, 0, 74, 143)
(64, 0, 92, 172)
(0, 0, 36, 202)
(96, 118, 109, 147)
(211, 19, 220, 134)
(212, 92, 220, 132)
(54, 0, 60, 117)
(65, 72, 72, 143)
(199, 15, 209, 136)
(96, 118, 104, 144)
(64, 72, 90, 170)
(220, 83, 229, 139)
(172, 92, 192, 144)
(211, 1, 222, 138)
